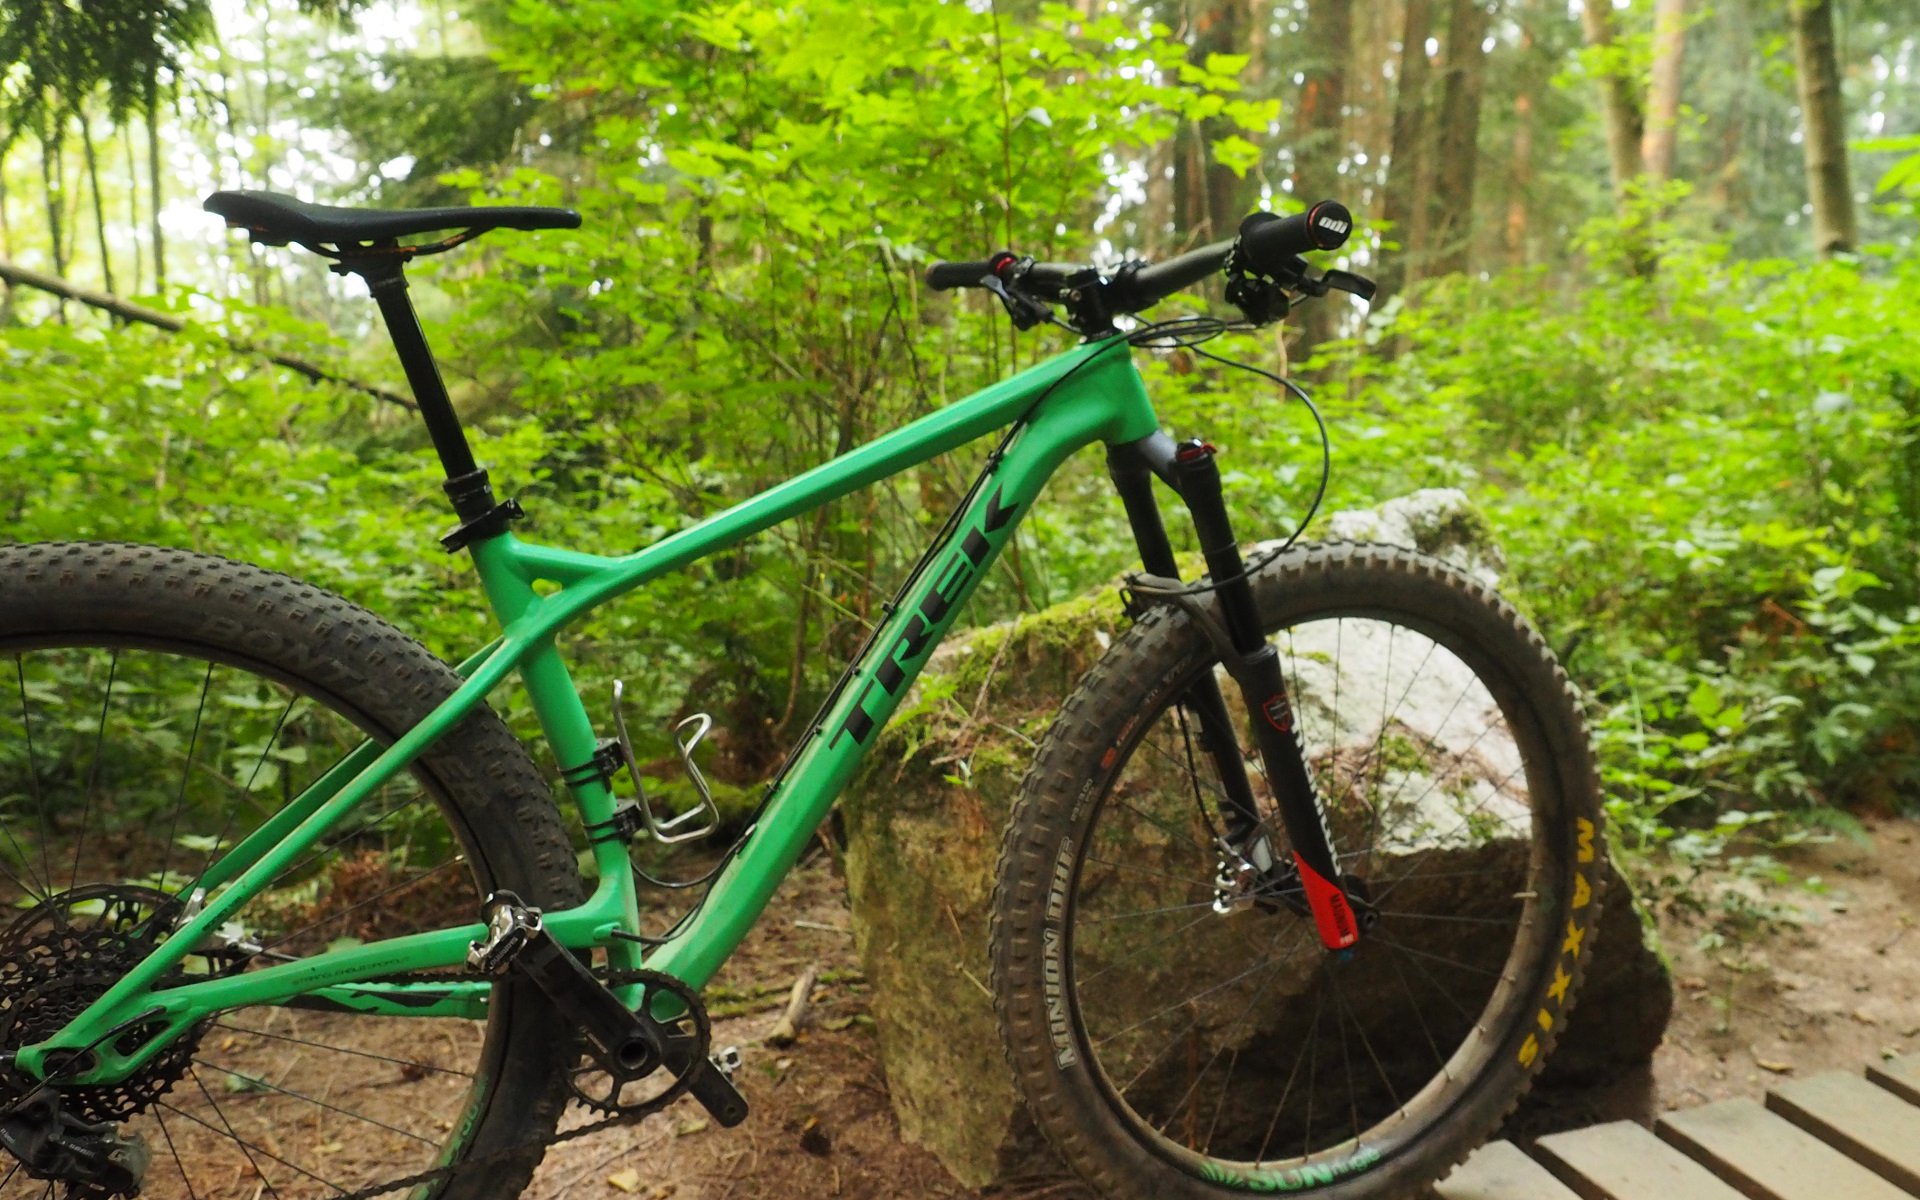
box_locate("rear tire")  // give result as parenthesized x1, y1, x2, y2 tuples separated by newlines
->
(0, 542, 582, 1200)
(991, 541, 1605, 1197)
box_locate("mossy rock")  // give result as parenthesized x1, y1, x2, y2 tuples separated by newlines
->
(840, 590, 1126, 1186)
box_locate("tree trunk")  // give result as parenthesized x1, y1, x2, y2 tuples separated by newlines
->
(1171, 117, 1202, 242)
(1508, 89, 1534, 268)
(1640, 0, 1687, 188)
(1427, 0, 1490, 278)
(79, 112, 117, 298)
(39, 119, 68, 301)
(1195, 0, 1251, 240)
(1289, 0, 1351, 355)
(123, 126, 143, 297)
(1379, 0, 1434, 302)
(1579, 0, 1645, 209)
(1790, 0, 1856, 257)
(0, 165, 12, 323)
(145, 76, 167, 293)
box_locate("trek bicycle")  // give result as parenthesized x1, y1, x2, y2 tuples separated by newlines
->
(0, 189, 1603, 1200)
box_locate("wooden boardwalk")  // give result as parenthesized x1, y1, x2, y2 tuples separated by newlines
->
(1435, 1057, 1920, 1200)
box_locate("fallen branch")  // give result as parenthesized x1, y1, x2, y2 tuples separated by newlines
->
(0, 258, 416, 410)
(765, 963, 821, 1048)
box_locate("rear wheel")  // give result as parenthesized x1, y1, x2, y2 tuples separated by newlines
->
(991, 541, 1605, 1198)
(0, 543, 582, 1200)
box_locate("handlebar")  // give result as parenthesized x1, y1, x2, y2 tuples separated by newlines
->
(924, 200, 1361, 329)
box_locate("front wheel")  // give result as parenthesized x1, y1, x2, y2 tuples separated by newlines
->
(991, 541, 1604, 1198)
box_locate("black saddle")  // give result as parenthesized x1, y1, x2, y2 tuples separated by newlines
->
(204, 189, 580, 249)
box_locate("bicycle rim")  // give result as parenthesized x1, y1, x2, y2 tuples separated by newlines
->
(1062, 595, 1570, 1184)
(0, 637, 543, 1200)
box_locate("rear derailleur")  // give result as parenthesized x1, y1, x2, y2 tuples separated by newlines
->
(0, 1091, 149, 1200)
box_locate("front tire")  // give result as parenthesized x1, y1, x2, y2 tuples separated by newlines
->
(991, 541, 1605, 1198)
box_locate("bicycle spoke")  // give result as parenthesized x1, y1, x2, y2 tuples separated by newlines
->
(1078, 897, 1236, 925)
(151, 1106, 202, 1200)
(212, 1021, 474, 1079)
(156, 661, 217, 901)
(1369, 933, 1504, 981)
(1385, 940, 1449, 1070)
(178, 1068, 295, 1200)
(1254, 975, 1324, 1166)
(69, 650, 119, 896)
(1379, 910, 1519, 928)
(1083, 854, 1221, 893)
(1076, 908, 1223, 987)
(255, 857, 464, 955)
(189, 1059, 439, 1146)
(1095, 943, 1297, 1056)
(1151, 926, 1297, 1140)
(12, 654, 54, 903)
(1330, 965, 1401, 1120)
(199, 692, 300, 883)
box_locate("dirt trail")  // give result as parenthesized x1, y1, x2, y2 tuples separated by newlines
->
(522, 819, 1918, 1200)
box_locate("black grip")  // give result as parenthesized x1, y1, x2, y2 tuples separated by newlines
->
(926, 258, 1003, 290)
(1239, 200, 1352, 275)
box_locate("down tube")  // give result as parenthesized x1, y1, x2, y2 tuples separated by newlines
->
(645, 356, 1158, 987)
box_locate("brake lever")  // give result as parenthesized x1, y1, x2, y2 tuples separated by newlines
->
(982, 270, 1052, 331)
(1318, 268, 1378, 303)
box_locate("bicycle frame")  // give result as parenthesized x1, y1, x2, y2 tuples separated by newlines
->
(17, 335, 1160, 1085)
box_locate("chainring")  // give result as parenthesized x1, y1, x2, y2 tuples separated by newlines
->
(565, 968, 713, 1118)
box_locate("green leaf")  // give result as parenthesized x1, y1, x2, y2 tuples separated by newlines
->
(1212, 134, 1262, 177)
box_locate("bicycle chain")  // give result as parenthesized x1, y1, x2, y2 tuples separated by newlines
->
(215, 966, 707, 1200)
(316, 964, 709, 1200)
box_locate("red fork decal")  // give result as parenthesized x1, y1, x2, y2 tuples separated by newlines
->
(1295, 853, 1360, 950)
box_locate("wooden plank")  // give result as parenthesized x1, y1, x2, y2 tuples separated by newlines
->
(1768, 1071, 1920, 1193)
(1658, 1098, 1916, 1200)
(1532, 1120, 1748, 1200)
(1869, 1056, 1920, 1107)
(1433, 1140, 1582, 1200)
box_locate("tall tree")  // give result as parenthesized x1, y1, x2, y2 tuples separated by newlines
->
(1290, 0, 1352, 353)
(1379, 0, 1436, 301)
(1427, 0, 1491, 278)
(1174, 0, 1252, 241)
(1640, 0, 1688, 187)
(1790, 0, 1857, 256)
(1579, 0, 1645, 208)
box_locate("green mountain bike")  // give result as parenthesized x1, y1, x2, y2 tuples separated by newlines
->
(0, 190, 1603, 1200)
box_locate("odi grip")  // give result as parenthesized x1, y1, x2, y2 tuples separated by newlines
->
(926, 259, 1000, 290)
(1239, 201, 1353, 274)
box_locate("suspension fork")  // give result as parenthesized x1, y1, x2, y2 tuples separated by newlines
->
(1107, 435, 1359, 951)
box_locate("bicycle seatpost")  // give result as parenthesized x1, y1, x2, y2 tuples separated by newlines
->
(344, 257, 519, 551)
(1173, 438, 1360, 952)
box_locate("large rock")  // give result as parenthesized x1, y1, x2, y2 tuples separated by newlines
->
(840, 500, 1672, 1187)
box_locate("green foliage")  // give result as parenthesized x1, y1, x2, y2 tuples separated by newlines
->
(1346, 240, 1920, 855)
(5, 0, 1920, 893)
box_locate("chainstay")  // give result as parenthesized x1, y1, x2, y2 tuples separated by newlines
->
(272, 966, 697, 1200)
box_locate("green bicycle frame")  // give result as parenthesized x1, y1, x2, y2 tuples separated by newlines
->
(17, 335, 1159, 1085)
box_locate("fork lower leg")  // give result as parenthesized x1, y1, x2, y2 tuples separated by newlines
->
(1171, 439, 1359, 950)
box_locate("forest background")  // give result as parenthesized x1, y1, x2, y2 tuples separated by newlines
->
(1, 0, 1917, 890)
